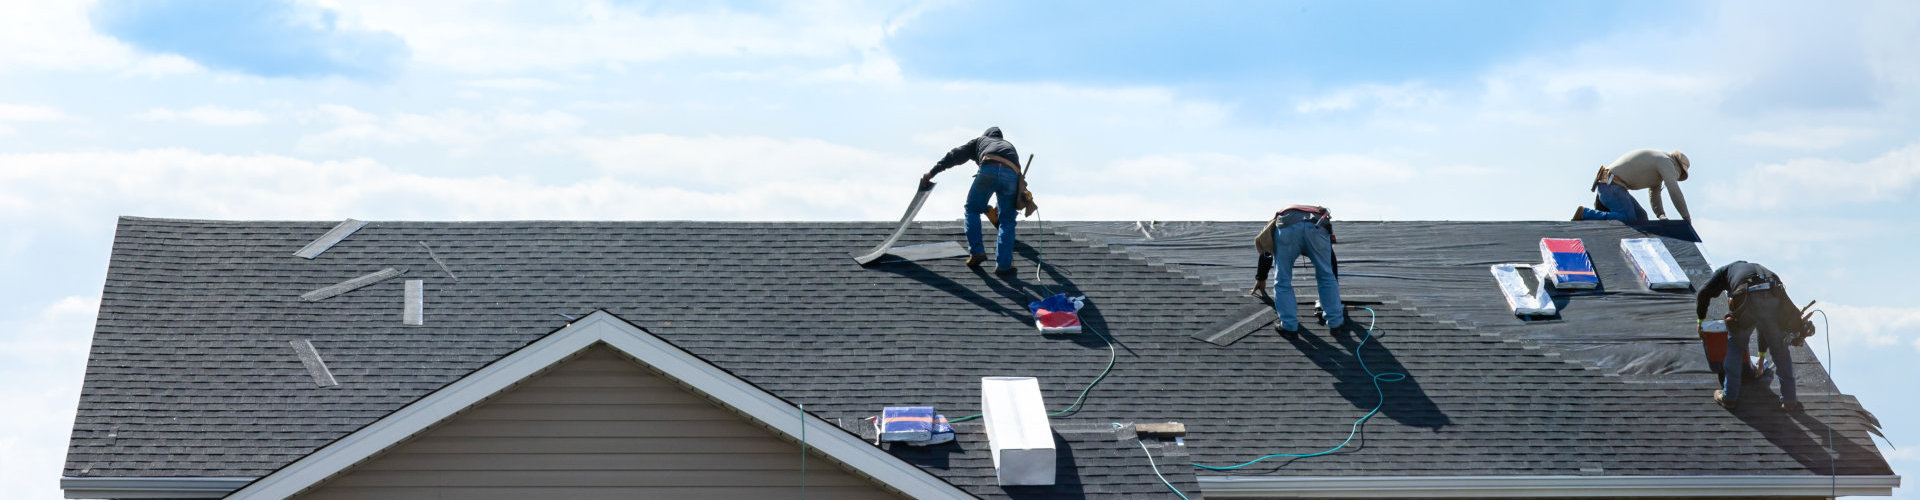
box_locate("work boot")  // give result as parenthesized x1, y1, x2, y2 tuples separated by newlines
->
(1572, 207, 1586, 221)
(965, 253, 988, 267)
(993, 266, 1018, 277)
(1781, 400, 1804, 412)
(1713, 390, 1735, 409)
(984, 207, 1001, 227)
(1273, 324, 1300, 337)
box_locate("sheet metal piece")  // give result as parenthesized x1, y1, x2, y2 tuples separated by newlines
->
(1621, 238, 1690, 291)
(288, 339, 339, 387)
(865, 241, 971, 264)
(403, 279, 423, 325)
(293, 219, 368, 259)
(853, 184, 935, 265)
(301, 268, 405, 301)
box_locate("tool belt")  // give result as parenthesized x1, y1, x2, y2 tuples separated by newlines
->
(982, 154, 1020, 171)
(1731, 275, 1782, 298)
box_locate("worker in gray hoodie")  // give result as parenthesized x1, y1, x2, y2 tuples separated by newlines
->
(1574, 149, 1691, 222)
(922, 127, 1023, 275)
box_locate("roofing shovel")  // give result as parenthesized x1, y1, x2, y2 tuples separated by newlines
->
(851, 179, 937, 265)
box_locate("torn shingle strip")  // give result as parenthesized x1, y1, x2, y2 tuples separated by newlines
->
(1191, 301, 1275, 346)
(300, 268, 404, 301)
(418, 242, 457, 280)
(403, 279, 423, 326)
(292, 219, 368, 259)
(288, 340, 338, 387)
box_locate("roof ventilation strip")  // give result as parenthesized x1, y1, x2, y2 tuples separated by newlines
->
(292, 219, 368, 259)
(288, 340, 339, 387)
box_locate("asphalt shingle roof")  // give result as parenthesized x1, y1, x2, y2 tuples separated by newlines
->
(66, 217, 1892, 497)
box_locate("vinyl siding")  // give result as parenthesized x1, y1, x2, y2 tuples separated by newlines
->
(294, 345, 904, 500)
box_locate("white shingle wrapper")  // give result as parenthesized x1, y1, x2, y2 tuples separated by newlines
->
(1491, 264, 1557, 316)
(1621, 238, 1691, 290)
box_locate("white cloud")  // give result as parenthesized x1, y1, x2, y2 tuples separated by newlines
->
(0, 296, 98, 500)
(462, 77, 565, 91)
(1814, 304, 1920, 356)
(1708, 142, 1920, 209)
(1731, 126, 1882, 150)
(1295, 83, 1444, 113)
(323, 1, 911, 74)
(297, 106, 584, 155)
(134, 106, 270, 126)
(0, 103, 72, 122)
(0, 147, 924, 222)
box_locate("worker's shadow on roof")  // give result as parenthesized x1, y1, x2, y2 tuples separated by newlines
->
(1730, 391, 1889, 475)
(1286, 326, 1451, 432)
(869, 242, 1124, 351)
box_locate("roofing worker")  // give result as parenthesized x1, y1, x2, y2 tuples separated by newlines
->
(921, 127, 1023, 275)
(1696, 261, 1804, 412)
(1574, 149, 1691, 222)
(1252, 205, 1346, 334)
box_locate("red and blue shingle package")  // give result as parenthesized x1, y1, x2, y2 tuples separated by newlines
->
(1028, 293, 1084, 334)
(1539, 238, 1600, 290)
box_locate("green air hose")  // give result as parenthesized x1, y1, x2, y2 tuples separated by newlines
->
(1193, 307, 1404, 470)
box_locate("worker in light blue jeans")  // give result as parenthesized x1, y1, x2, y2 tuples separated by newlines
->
(964, 163, 1021, 272)
(1262, 208, 1345, 332)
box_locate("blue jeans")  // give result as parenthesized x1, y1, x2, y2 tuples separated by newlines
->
(965, 165, 1020, 270)
(1272, 221, 1344, 329)
(1581, 182, 1647, 222)
(1724, 291, 1796, 404)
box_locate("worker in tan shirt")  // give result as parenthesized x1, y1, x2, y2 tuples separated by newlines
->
(1574, 149, 1691, 222)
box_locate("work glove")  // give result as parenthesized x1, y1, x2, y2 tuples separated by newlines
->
(919, 172, 935, 191)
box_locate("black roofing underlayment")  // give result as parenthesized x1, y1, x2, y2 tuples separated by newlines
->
(68, 217, 1891, 497)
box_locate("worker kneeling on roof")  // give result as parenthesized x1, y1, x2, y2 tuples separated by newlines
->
(1254, 205, 1347, 335)
(1697, 261, 1811, 412)
(1574, 149, 1691, 222)
(921, 127, 1024, 276)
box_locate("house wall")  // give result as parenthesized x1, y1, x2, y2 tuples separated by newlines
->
(293, 345, 903, 500)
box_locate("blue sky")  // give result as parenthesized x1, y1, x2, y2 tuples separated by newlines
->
(2, 1, 1917, 498)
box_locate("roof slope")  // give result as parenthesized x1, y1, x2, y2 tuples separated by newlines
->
(67, 217, 1892, 497)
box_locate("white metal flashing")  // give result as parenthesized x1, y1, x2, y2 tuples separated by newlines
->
(293, 219, 368, 259)
(402, 279, 423, 325)
(289, 339, 339, 387)
(300, 268, 404, 301)
(222, 311, 972, 500)
(59, 476, 254, 499)
(1197, 474, 1901, 498)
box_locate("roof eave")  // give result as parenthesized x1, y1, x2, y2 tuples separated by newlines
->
(1198, 474, 1901, 498)
(58, 477, 253, 499)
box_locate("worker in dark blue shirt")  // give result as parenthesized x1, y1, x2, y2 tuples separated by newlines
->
(922, 127, 1023, 275)
(1696, 261, 1804, 412)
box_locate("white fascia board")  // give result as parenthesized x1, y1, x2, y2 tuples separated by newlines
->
(59, 476, 254, 498)
(225, 311, 972, 500)
(1198, 474, 1901, 498)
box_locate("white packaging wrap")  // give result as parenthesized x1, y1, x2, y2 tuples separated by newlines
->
(1491, 264, 1557, 316)
(1621, 238, 1690, 290)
